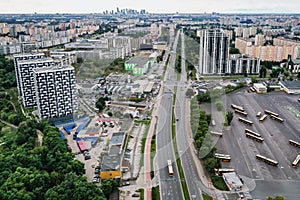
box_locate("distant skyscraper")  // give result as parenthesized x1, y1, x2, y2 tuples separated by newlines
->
(198, 29, 230, 75)
(32, 65, 77, 120)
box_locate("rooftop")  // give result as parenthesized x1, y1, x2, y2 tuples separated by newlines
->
(17, 58, 54, 64)
(101, 155, 121, 171)
(32, 65, 74, 73)
(110, 132, 126, 146)
(222, 172, 243, 190)
(280, 81, 300, 89)
(126, 56, 149, 67)
(109, 145, 121, 155)
(292, 59, 300, 65)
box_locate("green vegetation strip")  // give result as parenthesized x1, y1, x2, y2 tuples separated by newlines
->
(171, 86, 190, 200)
(202, 193, 213, 200)
(151, 186, 160, 200)
(137, 188, 144, 200)
(140, 121, 151, 167)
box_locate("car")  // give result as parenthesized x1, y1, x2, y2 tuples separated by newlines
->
(94, 167, 100, 174)
(92, 176, 100, 183)
(122, 181, 130, 186)
(84, 154, 91, 160)
(132, 194, 140, 197)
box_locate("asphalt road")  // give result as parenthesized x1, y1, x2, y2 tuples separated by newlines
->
(174, 30, 204, 200)
(156, 29, 183, 200)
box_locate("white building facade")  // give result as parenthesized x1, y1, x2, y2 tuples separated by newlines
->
(198, 29, 230, 75)
(33, 66, 78, 120)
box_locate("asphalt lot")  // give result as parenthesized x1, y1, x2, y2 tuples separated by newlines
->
(219, 90, 300, 181)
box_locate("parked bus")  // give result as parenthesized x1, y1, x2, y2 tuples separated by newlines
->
(245, 133, 264, 143)
(289, 139, 300, 148)
(231, 104, 245, 112)
(234, 109, 248, 116)
(270, 115, 284, 123)
(259, 114, 268, 122)
(214, 153, 231, 162)
(245, 129, 261, 137)
(256, 154, 279, 166)
(215, 168, 235, 174)
(256, 112, 262, 117)
(264, 110, 279, 117)
(211, 131, 223, 137)
(292, 155, 300, 168)
(238, 117, 253, 125)
(77, 140, 88, 152)
(167, 160, 174, 177)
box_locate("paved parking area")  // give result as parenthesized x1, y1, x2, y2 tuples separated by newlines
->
(218, 90, 300, 181)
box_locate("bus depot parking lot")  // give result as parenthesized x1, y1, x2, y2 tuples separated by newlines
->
(216, 90, 300, 181)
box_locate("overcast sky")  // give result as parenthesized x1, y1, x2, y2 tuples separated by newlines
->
(0, 0, 300, 14)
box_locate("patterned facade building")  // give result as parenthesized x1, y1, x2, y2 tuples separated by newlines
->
(16, 58, 55, 107)
(198, 29, 230, 75)
(13, 53, 45, 94)
(33, 65, 78, 120)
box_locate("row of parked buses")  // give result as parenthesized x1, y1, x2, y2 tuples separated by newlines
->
(231, 104, 300, 168)
(258, 110, 284, 123)
(289, 140, 300, 168)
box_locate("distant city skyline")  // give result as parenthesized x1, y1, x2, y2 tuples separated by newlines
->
(1, 0, 300, 14)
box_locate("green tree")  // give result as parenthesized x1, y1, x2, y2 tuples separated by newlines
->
(226, 111, 234, 126)
(259, 66, 267, 78)
(215, 100, 224, 111)
(274, 196, 285, 200)
(229, 47, 240, 54)
(205, 157, 220, 173)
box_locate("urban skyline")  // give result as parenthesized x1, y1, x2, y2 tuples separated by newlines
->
(1, 0, 300, 14)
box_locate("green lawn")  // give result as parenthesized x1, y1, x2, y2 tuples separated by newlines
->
(151, 186, 160, 200)
(202, 193, 213, 200)
(211, 175, 229, 191)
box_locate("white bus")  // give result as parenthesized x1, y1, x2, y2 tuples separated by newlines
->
(167, 160, 174, 177)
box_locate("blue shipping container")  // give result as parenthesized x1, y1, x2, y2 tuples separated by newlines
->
(63, 123, 76, 135)
(59, 130, 65, 139)
(75, 118, 91, 134)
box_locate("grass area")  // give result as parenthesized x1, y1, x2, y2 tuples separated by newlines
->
(211, 175, 229, 191)
(136, 188, 144, 200)
(151, 186, 160, 200)
(202, 193, 213, 200)
(6, 88, 23, 116)
(190, 97, 200, 137)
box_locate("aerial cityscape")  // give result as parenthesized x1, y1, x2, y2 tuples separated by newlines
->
(1, 1, 300, 200)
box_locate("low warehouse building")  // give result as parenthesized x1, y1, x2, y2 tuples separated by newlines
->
(223, 172, 243, 191)
(253, 83, 267, 93)
(279, 81, 300, 94)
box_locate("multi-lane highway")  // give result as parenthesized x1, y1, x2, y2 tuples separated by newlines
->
(156, 29, 184, 200)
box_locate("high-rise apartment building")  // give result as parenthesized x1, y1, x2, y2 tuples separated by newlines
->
(16, 58, 55, 107)
(32, 65, 77, 120)
(198, 29, 230, 75)
(13, 53, 45, 94)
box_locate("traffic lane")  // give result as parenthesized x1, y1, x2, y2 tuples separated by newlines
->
(156, 98, 183, 200)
